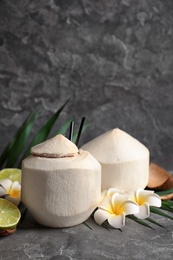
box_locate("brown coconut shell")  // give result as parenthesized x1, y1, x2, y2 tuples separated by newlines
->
(147, 163, 173, 200)
(0, 227, 16, 237)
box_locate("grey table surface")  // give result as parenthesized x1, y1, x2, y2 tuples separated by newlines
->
(0, 209, 173, 260)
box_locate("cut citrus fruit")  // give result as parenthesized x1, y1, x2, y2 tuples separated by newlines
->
(0, 198, 21, 230)
(0, 168, 21, 184)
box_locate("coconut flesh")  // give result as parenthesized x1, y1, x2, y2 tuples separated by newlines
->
(22, 134, 101, 228)
(81, 128, 149, 192)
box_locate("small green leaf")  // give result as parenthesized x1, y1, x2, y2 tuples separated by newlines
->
(150, 206, 173, 220)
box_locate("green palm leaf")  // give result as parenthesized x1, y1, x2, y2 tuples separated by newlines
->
(156, 188, 173, 196)
(127, 215, 154, 229)
(4, 110, 39, 168)
(146, 217, 165, 228)
(160, 204, 173, 213)
(83, 221, 92, 230)
(162, 200, 173, 207)
(0, 111, 39, 168)
(53, 119, 72, 136)
(150, 206, 173, 220)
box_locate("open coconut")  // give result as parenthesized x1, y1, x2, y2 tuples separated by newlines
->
(148, 163, 173, 200)
(22, 134, 101, 228)
(81, 128, 149, 191)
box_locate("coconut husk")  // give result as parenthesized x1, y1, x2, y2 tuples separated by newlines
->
(147, 163, 173, 200)
(0, 227, 16, 237)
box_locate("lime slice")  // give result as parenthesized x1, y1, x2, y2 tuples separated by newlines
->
(0, 169, 21, 184)
(0, 198, 21, 230)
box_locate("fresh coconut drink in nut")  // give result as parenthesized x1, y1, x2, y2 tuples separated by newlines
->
(81, 128, 149, 192)
(21, 134, 101, 228)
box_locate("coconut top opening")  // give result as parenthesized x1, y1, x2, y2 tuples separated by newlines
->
(81, 128, 149, 163)
(31, 134, 79, 158)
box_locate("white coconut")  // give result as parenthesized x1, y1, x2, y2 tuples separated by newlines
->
(22, 134, 101, 228)
(81, 128, 149, 192)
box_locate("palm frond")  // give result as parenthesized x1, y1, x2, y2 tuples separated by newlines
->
(127, 215, 154, 229)
(3, 110, 39, 168)
(162, 200, 173, 207)
(54, 119, 72, 137)
(160, 204, 173, 213)
(0, 100, 70, 170)
(146, 217, 165, 228)
(156, 188, 173, 196)
(150, 206, 173, 220)
(83, 221, 92, 230)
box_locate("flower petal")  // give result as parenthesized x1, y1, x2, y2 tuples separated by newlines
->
(136, 189, 154, 197)
(98, 195, 113, 213)
(94, 209, 112, 225)
(108, 213, 125, 229)
(122, 200, 139, 215)
(127, 190, 136, 202)
(135, 189, 154, 205)
(10, 181, 21, 198)
(112, 193, 129, 204)
(134, 202, 150, 219)
(0, 179, 12, 193)
(111, 193, 129, 213)
(145, 193, 161, 207)
(5, 181, 21, 206)
(0, 186, 6, 196)
(107, 188, 125, 196)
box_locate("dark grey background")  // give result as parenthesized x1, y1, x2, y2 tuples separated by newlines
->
(0, 0, 173, 169)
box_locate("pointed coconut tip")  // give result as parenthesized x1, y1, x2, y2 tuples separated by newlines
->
(31, 134, 79, 158)
(81, 128, 149, 163)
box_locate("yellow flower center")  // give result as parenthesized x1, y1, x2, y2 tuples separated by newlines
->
(137, 196, 146, 206)
(114, 206, 124, 215)
(9, 188, 20, 199)
(112, 201, 124, 215)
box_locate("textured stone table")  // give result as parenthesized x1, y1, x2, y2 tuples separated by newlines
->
(1, 209, 173, 260)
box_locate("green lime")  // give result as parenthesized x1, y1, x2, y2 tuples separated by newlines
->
(0, 169, 21, 184)
(0, 198, 21, 230)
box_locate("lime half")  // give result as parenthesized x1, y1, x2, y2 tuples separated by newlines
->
(0, 198, 21, 230)
(0, 169, 21, 184)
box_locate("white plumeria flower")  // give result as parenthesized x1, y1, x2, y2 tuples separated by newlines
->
(94, 193, 139, 229)
(0, 179, 21, 206)
(100, 188, 127, 203)
(129, 188, 161, 219)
